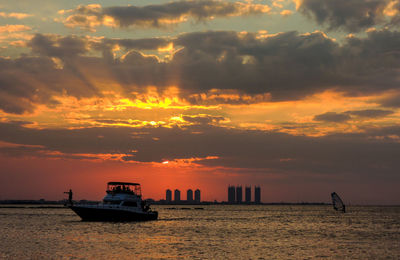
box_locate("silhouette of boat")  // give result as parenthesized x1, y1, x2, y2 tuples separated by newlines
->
(66, 182, 158, 221)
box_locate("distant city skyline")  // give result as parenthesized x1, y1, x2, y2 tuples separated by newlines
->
(187, 189, 193, 202)
(166, 189, 172, 203)
(174, 189, 181, 202)
(227, 185, 261, 204)
(165, 188, 202, 203)
(194, 189, 201, 203)
(245, 186, 251, 203)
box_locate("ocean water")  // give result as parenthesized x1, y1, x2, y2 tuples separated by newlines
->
(0, 205, 399, 259)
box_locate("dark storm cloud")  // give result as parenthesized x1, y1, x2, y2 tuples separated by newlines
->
(0, 55, 63, 114)
(3, 29, 400, 114)
(64, 1, 269, 30)
(92, 37, 172, 62)
(314, 109, 394, 122)
(0, 34, 102, 114)
(314, 112, 351, 123)
(104, 0, 269, 27)
(169, 29, 400, 99)
(379, 93, 400, 107)
(346, 109, 394, 118)
(0, 121, 400, 183)
(298, 0, 400, 32)
(28, 34, 89, 58)
(170, 30, 338, 99)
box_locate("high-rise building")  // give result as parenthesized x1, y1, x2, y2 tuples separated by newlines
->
(254, 186, 261, 204)
(174, 189, 181, 202)
(166, 189, 172, 202)
(194, 189, 201, 203)
(228, 185, 235, 204)
(187, 189, 193, 202)
(245, 186, 251, 203)
(236, 186, 242, 204)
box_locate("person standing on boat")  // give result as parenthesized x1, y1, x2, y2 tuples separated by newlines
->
(64, 189, 73, 205)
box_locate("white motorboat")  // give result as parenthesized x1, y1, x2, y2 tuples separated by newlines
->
(67, 182, 158, 221)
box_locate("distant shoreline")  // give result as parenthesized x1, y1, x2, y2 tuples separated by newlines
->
(0, 199, 327, 206)
(1, 200, 398, 206)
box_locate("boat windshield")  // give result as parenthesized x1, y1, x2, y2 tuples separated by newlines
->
(107, 182, 142, 196)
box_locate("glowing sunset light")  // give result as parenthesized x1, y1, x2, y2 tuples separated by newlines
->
(158, 42, 174, 52)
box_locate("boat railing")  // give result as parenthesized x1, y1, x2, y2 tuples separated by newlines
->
(76, 203, 146, 212)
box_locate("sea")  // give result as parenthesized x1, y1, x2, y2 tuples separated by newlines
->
(0, 205, 399, 259)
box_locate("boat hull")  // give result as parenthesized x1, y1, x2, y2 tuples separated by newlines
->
(70, 206, 158, 221)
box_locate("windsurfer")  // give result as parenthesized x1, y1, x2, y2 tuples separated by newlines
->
(331, 192, 346, 213)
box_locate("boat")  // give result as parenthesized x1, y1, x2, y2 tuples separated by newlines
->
(66, 182, 158, 221)
(331, 192, 346, 213)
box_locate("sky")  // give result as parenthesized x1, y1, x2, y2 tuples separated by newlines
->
(1, 0, 400, 204)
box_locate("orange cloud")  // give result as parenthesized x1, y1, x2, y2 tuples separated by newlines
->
(0, 12, 32, 19)
(280, 10, 293, 16)
(0, 25, 33, 46)
(154, 156, 219, 168)
(0, 25, 31, 33)
(3, 87, 399, 138)
(0, 140, 44, 149)
(62, 4, 104, 32)
(292, 0, 303, 10)
(222, 90, 399, 136)
(384, 0, 400, 16)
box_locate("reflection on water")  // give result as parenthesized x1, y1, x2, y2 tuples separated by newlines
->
(0, 205, 399, 259)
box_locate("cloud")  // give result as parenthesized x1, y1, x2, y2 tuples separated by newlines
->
(314, 112, 351, 123)
(0, 24, 32, 47)
(0, 34, 98, 114)
(28, 33, 89, 58)
(0, 12, 32, 19)
(0, 121, 400, 185)
(346, 109, 394, 118)
(170, 29, 400, 99)
(378, 92, 400, 107)
(170, 30, 339, 99)
(280, 10, 293, 17)
(102, 38, 172, 51)
(314, 109, 394, 122)
(187, 89, 271, 105)
(0, 25, 31, 33)
(181, 114, 228, 125)
(3, 29, 400, 114)
(61, 1, 270, 31)
(297, 0, 400, 32)
(61, 4, 103, 32)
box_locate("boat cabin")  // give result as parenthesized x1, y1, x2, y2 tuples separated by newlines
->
(106, 182, 142, 197)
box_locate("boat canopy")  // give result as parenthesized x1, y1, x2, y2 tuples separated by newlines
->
(107, 182, 140, 186)
(107, 182, 142, 196)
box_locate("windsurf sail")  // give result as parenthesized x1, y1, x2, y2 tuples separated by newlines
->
(331, 192, 346, 213)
